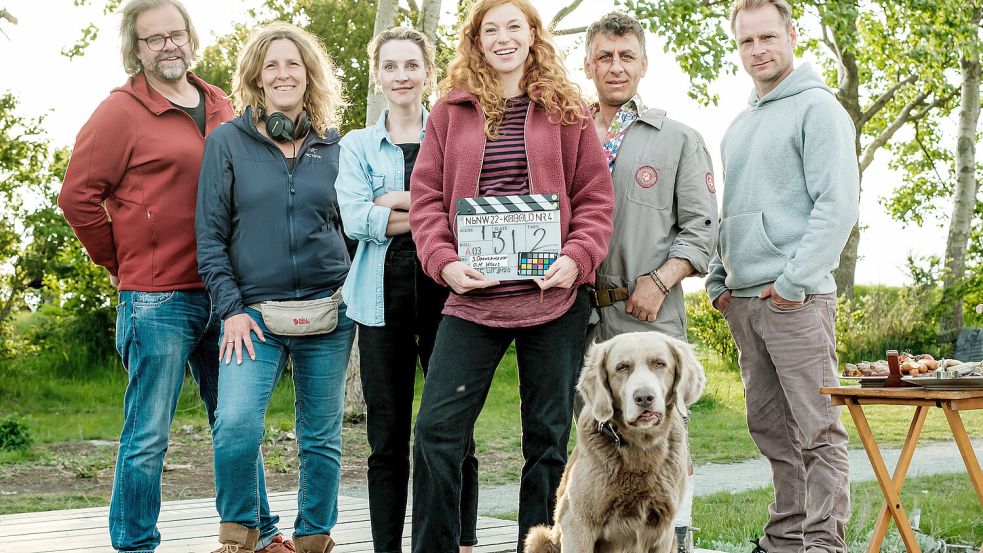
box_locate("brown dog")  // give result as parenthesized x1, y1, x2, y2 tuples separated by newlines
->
(525, 332, 707, 553)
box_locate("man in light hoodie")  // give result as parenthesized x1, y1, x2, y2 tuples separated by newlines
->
(705, 1, 859, 551)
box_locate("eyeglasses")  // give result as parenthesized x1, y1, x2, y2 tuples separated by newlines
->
(138, 29, 190, 51)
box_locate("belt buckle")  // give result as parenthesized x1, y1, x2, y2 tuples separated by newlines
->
(597, 289, 612, 307)
(595, 288, 615, 308)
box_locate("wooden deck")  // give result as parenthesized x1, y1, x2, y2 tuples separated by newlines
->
(0, 492, 519, 552)
(0, 491, 724, 552)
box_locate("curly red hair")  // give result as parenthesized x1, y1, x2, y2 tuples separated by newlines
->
(440, 0, 587, 139)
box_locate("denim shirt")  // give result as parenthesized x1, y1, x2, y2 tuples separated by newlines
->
(337, 109, 428, 326)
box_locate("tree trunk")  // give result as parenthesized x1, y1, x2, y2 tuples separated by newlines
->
(365, 0, 399, 126)
(832, 40, 863, 300)
(835, 222, 860, 300)
(344, 328, 366, 421)
(941, 25, 982, 340)
(417, 0, 442, 43)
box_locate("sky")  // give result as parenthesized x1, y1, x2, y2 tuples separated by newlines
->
(0, 0, 954, 292)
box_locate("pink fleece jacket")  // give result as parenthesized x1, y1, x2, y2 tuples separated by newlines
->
(409, 88, 614, 289)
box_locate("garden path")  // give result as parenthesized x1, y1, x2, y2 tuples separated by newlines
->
(456, 439, 983, 515)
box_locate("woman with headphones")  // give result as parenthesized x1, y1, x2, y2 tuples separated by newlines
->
(196, 22, 354, 553)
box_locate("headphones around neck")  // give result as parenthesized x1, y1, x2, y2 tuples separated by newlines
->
(263, 110, 311, 143)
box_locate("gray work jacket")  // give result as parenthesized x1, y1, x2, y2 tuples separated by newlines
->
(591, 108, 719, 342)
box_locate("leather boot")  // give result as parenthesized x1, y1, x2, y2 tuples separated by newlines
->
(293, 534, 335, 553)
(211, 522, 259, 552)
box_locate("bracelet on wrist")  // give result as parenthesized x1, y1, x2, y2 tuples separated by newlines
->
(649, 271, 670, 294)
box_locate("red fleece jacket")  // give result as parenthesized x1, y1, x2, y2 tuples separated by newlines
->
(409, 88, 614, 288)
(59, 73, 233, 291)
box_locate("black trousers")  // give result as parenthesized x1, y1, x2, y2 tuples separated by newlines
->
(357, 247, 479, 552)
(411, 288, 590, 553)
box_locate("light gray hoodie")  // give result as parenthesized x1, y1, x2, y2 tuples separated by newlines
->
(706, 63, 859, 303)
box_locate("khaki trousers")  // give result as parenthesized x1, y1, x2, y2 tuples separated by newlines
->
(723, 293, 850, 553)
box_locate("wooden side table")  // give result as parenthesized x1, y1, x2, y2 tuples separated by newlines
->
(819, 386, 983, 553)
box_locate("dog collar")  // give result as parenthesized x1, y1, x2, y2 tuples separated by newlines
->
(598, 420, 627, 447)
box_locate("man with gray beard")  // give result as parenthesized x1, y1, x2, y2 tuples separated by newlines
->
(59, 1, 284, 551)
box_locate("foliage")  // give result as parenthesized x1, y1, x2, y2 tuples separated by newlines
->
(53, 451, 115, 479)
(685, 283, 965, 365)
(62, 0, 123, 60)
(685, 292, 737, 363)
(196, 0, 377, 135)
(0, 416, 33, 451)
(0, 92, 117, 363)
(835, 285, 946, 363)
(9, 305, 117, 379)
(620, 0, 740, 106)
(0, 94, 67, 333)
(622, 0, 959, 298)
(880, 1, 982, 226)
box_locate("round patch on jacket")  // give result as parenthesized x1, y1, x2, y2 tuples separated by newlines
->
(635, 165, 659, 188)
(705, 172, 716, 194)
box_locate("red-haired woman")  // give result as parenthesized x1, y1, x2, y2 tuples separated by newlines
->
(408, 1, 614, 550)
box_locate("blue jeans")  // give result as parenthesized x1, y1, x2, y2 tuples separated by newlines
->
(111, 290, 278, 552)
(213, 303, 355, 537)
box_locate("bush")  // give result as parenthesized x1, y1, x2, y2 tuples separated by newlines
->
(835, 285, 945, 363)
(685, 285, 949, 368)
(0, 416, 33, 450)
(685, 292, 738, 364)
(10, 304, 117, 379)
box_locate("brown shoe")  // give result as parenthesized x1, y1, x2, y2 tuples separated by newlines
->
(293, 534, 334, 553)
(212, 522, 259, 553)
(257, 534, 296, 553)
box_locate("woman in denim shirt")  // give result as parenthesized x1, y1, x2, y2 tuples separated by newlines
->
(335, 27, 479, 553)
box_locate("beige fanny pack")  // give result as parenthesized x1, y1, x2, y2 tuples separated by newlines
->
(248, 290, 342, 336)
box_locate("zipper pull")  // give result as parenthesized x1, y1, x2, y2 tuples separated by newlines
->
(289, 174, 295, 194)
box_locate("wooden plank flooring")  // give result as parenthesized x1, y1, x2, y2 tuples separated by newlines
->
(0, 492, 722, 552)
(0, 492, 517, 553)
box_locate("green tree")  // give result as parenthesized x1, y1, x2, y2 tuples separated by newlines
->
(196, 0, 377, 135)
(0, 92, 54, 328)
(0, 93, 113, 339)
(881, 1, 983, 339)
(625, 0, 957, 299)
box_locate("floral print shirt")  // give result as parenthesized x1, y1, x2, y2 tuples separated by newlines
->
(598, 95, 645, 172)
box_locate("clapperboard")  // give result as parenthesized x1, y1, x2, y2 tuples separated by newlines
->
(455, 194, 561, 280)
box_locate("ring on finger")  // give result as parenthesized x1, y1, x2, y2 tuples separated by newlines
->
(226, 340, 235, 344)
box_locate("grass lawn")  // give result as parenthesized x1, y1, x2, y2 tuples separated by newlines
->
(695, 473, 982, 551)
(688, 350, 983, 464)
(0, 340, 983, 536)
(4, 345, 982, 465)
(489, 473, 982, 551)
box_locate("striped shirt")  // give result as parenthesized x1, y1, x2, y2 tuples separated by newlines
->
(479, 94, 531, 196)
(443, 94, 577, 327)
(471, 95, 536, 300)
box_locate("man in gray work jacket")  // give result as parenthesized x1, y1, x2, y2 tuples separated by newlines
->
(583, 12, 719, 553)
(706, 1, 859, 551)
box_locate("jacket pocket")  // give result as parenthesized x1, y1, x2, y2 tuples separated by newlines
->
(719, 212, 787, 290)
(625, 156, 676, 210)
